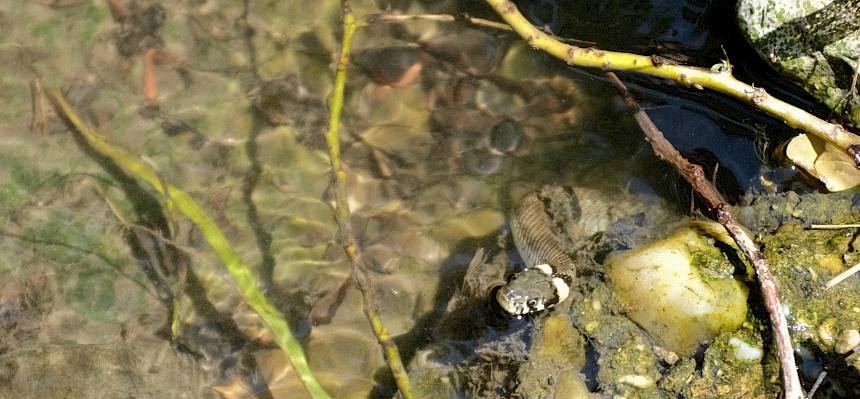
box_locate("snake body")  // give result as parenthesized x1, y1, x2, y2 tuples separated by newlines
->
(496, 188, 578, 315)
(496, 184, 652, 315)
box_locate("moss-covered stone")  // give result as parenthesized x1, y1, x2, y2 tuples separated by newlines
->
(606, 222, 749, 355)
(516, 314, 588, 398)
(761, 226, 860, 353)
(737, 0, 860, 128)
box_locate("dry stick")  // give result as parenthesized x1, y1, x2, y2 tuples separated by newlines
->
(483, 0, 860, 169)
(809, 223, 860, 230)
(368, 12, 595, 46)
(369, 12, 513, 31)
(606, 72, 803, 399)
(324, 2, 414, 398)
(824, 261, 860, 290)
(806, 370, 827, 399)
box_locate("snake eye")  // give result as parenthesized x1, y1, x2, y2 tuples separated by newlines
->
(527, 298, 538, 308)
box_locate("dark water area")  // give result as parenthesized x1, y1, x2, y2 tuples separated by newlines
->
(483, 0, 834, 201)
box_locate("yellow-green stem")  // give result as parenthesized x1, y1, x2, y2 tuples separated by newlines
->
(484, 0, 860, 167)
(50, 90, 332, 399)
(323, 2, 415, 398)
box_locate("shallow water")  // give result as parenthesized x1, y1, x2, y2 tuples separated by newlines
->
(0, 0, 854, 398)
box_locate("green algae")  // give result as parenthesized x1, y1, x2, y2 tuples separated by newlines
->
(761, 226, 860, 353)
(515, 314, 588, 398)
(682, 326, 771, 399)
(737, 0, 860, 128)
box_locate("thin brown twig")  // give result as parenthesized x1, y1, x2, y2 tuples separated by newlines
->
(606, 72, 804, 399)
(94, 185, 197, 257)
(368, 12, 595, 46)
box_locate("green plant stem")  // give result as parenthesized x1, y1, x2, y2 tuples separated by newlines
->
(323, 2, 414, 398)
(483, 0, 860, 169)
(49, 90, 332, 399)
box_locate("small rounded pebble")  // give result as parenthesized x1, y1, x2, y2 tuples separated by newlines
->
(729, 337, 763, 362)
(490, 120, 524, 153)
(617, 374, 654, 389)
(653, 345, 679, 365)
(836, 329, 860, 354)
(353, 47, 423, 86)
(462, 150, 504, 176)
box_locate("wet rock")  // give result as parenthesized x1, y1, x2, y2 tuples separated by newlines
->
(605, 221, 749, 355)
(461, 150, 504, 176)
(728, 337, 764, 362)
(251, 76, 328, 145)
(596, 334, 662, 397)
(353, 47, 424, 87)
(307, 328, 386, 388)
(737, 0, 860, 128)
(420, 29, 505, 75)
(735, 190, 860, 233)
(683, 329, 769, 398)
(406, 364, 460, 399)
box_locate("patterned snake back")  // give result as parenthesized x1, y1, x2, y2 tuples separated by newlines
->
(496, 185, 652, 315)
(496, 189, 577, 315)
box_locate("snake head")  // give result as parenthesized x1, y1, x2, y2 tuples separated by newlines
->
(496, 266, 569, 315)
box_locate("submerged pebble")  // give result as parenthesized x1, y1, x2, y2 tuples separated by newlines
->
(490, 120, 524, 154)
(353, 47, 424, 86)
(461, 150, 504, 176)
(420, 29, 503, 75)
(818, 318, 837, 346)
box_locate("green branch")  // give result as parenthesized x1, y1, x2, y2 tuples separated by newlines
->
(49, 90, 332, 399)
(483, 0, 860, 169)
(323, 2, 414, 398)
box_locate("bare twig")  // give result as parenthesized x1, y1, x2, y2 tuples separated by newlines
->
(482, 0, 860, 169)
(324, 2, 413, 398)
(368, 12, 595, 46)
(806, 370, 827, 399)
(369, 12, 513, 31)
(824, 261, 860, 290)
(606, 72, 803, 399)
(809, 223, 860, 230)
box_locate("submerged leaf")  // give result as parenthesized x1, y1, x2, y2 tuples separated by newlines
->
(785, 133, 860, 192)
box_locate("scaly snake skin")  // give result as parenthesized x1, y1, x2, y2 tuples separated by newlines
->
(496, 185, 649, 314)
(496, 189, 577, 315)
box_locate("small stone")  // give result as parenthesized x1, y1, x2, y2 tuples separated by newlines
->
(462, 150, 504, 176)
(729, 337, 763, 362)
(836, 329, 860, 354)
(490, 120, 523, 153)
(653, 345, 679, 365)
(617, 374, 654, 389)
